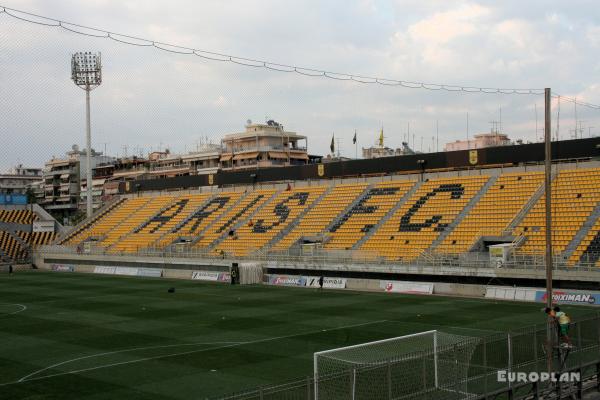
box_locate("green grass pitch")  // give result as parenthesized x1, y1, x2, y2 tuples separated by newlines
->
(0, 271, 594, 399)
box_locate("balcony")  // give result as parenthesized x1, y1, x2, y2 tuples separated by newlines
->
(225, 145, 307, 153)
(44, 167, 74, 176)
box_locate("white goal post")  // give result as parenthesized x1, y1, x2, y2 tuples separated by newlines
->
(313, 330, 478, 400)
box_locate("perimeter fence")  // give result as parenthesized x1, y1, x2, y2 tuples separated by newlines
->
(214, 313, 600, 400)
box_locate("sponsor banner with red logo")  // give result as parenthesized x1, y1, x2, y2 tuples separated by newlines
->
(268, 275, 307, 287)
(192, 271, 230, 282)
(535, 290, 599, 305)
(192, 271, 221, 281)
(306, 276, 347, 289)
(381, 281, 433, 295)
(51, 264, 74, 272)
(217, 272, 231, 282)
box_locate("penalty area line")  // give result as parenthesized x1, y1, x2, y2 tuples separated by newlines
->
(18, 341, 245, 382)
(4, 319, 387, 386)
(0, 303, 26, 317)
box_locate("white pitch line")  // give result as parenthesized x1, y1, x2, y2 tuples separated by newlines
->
(18, 341, 244, 382)
(0, 303, 26, 317)
(387, 319, 501, 335)
(6, 319, 387, 386)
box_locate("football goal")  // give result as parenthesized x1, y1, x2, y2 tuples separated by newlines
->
(314, 330, 480, 400)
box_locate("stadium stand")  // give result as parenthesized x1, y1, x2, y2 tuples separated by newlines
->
(62, 197, 152, 247)
(513, 168, 600, 256)
(0, 207, 57, 263)
(18, 231, 56, 246)
(271, 183, 368, 251)
(360, 176, 489, 260)
(0, 230, 27, 261)
(109, 193, 212, 252)
(568, 214, 600, 266)
(214, 186, 327, 256)
(0, 209, 37, 224)
(58, 198, 125, 245)
(106, 195, 176, 252)
(193, 189, 277, 251)
(436, 172, 544, 253)
(324, 181, 416, 250)
(151, 192, 242, 248)
(52, 166, 600, 265)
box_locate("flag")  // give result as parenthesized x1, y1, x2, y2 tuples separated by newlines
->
(330, 134, 335, 153)
(353, 130, 357, 144)
(378, 128, 384, 147)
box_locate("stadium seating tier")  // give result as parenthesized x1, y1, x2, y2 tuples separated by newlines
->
(48, 167, 600, 265)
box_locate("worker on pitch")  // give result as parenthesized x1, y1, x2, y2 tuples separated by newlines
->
(544, 306, 572, 348)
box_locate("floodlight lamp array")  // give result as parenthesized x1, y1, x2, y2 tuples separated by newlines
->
(71, 52, 102, 88)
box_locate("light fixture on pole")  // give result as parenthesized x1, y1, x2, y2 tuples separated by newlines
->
(71, 52, 102, 218)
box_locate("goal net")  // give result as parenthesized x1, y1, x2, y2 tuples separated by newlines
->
(314, 330, 480, 400)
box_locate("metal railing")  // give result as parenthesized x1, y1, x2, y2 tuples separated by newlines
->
(472, 360, 600, 400)
(212, 314, 600, 400)
(36, 244, 600, 272)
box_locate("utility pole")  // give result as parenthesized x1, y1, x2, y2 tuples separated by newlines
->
(466, 112, 470, 149)
(544, 88, 554, 375)
(535, 103, 539, 141)
(499, 107, 502, 133)
(436, 120, 439, 152)
(574, 97, 578, 138)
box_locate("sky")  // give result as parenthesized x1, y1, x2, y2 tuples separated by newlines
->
(0, 0, 599, 170)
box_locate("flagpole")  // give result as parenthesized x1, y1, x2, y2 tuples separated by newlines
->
(354, 129, 357, 159)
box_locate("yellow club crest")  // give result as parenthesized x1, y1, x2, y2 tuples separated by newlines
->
(469, 150, 478, 165)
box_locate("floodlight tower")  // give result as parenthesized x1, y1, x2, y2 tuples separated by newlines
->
(71, 52, 102, 218)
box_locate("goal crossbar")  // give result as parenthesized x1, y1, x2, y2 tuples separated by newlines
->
(314, 330, 439, 399)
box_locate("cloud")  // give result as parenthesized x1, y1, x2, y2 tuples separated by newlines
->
(0, 0, 599, 170)
(588, 25, 600, 47)
(212, 95, 230, 107)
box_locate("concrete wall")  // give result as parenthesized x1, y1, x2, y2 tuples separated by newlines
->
(0, 264, 32, 272)
(434, 282, 486, 297)
(265, 273, 488, 299)
(163, 269, 193, 280)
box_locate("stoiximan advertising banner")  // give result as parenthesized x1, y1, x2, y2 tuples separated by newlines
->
(535, 290, 600, 305)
